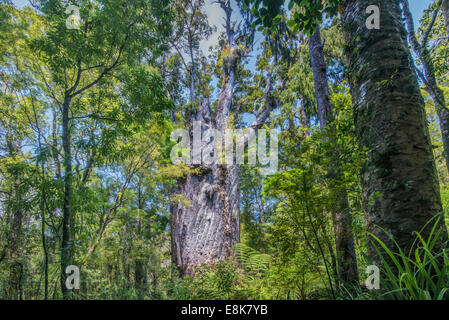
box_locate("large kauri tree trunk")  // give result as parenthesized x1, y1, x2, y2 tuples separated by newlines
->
(342, 0, 448, 260)
(170, 1, 277, 276)
(171, 161, 240, 276)
(170, 94, 241, 276)
(171, 2, 242, 276)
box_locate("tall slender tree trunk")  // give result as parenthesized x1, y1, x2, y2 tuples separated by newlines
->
(309, 25, 359, 285)
(309, 28, 332, 127)
(6, 186, 23, 300)
(402, 0, 449, 173)
(134, 185, 147, 297)
(5, 117, 24, 300)
(41, 194, 49, 300)
(298, 96, 310, 137)
(342, 0, 448, 260)
(35, 113, 49, 300)
(61, 95, 73, 298)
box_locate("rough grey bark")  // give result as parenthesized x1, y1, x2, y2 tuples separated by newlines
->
(402, 0, 449, 173)
(170, 2, 241, 277)
(171, 95, 241, 276)
(309, 28, 333, 127)
(309, 25, 359, 285)
(342, 0, 448, 260)
(171, 162, 241, 276)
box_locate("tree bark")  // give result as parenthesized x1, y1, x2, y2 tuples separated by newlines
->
(309, 25, 359, 285)
(6, 186, 23, 300)
(298, 96, 310, 137)
(170, 1, 276, 277)
(4, 115, 24, 300)
(170, 167, 240, 276)
(61, 94, 73, 299)
(170, 96, 241, 276)
(309, 28, 333, 127)
(401, 0, 449, 173)
(342, 0, 448, 260)
(134, 185, 147, 297)
(170, 2, 249, 276)
(34, 108, 49, 300)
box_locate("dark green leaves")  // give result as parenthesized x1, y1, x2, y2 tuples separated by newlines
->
(244, 0, 344, 35)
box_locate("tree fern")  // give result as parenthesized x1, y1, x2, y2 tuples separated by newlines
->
(233, 243, 272, 275)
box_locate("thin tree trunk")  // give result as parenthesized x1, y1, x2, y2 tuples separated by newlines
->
(6, 194, 23, 300)
(342, 0, 448, 261)
(134, 185, 146, 297)
(51, 105, 62, 180)
(309, 28, 332, 127)
(34, 104, 49, 300)
(41, 198, 49, 300)
(299, 96, 310, 137)
(61, 94, 73, 299)
(402, 0, 449, 173)
(39, 161, 49, 301)
(309, 25, 359, 285)
(5, 116, 24, 300)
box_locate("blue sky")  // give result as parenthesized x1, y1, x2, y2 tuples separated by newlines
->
(12, 0, 434, 25)
(411, 0, 433, 22)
